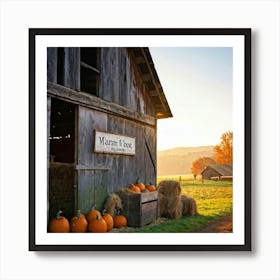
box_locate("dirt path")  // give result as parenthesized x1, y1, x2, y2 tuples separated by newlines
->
(193, 213, 233, 233)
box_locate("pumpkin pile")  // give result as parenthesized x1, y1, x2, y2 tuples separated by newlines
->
(48, 206, 127, 233)
(127, 179, 157, 193)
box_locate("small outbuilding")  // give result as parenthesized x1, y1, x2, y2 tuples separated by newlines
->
(201, 164, 233, 180)
(47, 47, 172, 220)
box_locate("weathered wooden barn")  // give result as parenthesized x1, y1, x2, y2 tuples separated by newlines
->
(201, 164, 233, 180)
(47, 47, 172, 220)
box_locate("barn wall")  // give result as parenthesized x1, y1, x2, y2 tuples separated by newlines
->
(63, 48, 80, 90)
(47, 47, 156, 118)
(47, 48, 57, 83)
(99, 48, 155, 117)
(76, 105, 156, 213)
(47, 47, 159, 216)
(49, 163, 75, 220)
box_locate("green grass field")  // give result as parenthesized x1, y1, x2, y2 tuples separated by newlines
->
(114, 174, 233, 233)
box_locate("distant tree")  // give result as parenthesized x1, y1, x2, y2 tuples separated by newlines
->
(191, 157, 216, 180)
(214, 131, 233, 164)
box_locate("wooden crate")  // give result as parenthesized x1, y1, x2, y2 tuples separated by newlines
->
(119, 191, 159, 227)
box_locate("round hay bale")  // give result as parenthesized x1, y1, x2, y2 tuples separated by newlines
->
(181, 194, 198, 216)
(159, 193, 183, 219)
(189, 197, 198, 215)
(103, 193, 122, 217)
(158, 180, 181, 197)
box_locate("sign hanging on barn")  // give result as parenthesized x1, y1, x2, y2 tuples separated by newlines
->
(94, 130, 136, 155)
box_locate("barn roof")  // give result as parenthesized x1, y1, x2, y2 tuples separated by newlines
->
(201, 164, 233, 176)
(130, 48, 172, 119)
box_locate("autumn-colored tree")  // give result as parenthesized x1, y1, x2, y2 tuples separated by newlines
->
(214, 131, 233, 164)
(191, 157, 216, 179)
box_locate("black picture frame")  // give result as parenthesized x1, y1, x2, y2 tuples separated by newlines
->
(29, 28, 251, 251)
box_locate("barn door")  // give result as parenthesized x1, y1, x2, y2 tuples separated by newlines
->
(143, 127, 157, 185)
(48, 98, 77, 221)
(75, 107, 109, 214)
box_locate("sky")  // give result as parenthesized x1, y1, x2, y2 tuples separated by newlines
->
(150, 47, 233, 151)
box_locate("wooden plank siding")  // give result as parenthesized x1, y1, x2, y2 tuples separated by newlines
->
(47, 47, 167, 218)
(47, 82, 156, 127)
(75, 105, 156, 213)
(47, 48, 57, 83)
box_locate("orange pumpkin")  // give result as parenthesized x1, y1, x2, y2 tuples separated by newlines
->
(88, 214, 107, 233)
(129, 184, 141, 193)
(48, 210, 70, 233)
(146, 183, 156, 192)
(87, 206, 101, 223)
(102, 210, 114, 232)
(70, 210, 88, 233)
(135, 178, 146, 192)
(113, 211, 127, 228)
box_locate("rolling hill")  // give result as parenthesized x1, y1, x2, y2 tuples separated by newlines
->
(157, 146, 215, 176)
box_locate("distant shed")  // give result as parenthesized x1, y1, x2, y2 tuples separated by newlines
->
(47, 47, 172, 220)
(201, 164, 233, 180)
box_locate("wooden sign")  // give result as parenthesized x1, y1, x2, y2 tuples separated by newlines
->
(94, 131, 135, 155)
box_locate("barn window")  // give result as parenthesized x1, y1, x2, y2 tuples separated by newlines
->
(49, 98, 76, 163)
(80, 47, 100, 96)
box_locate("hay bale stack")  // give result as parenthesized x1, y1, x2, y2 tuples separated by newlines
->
(158, 180, 182, 219)
(181, 194, 198, 216)
(159, 195, 183, 219)
(103, 193, 122, 217)
(158, 180, 181, 197)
